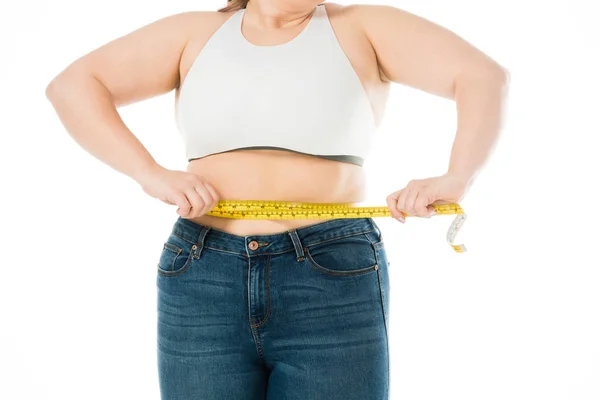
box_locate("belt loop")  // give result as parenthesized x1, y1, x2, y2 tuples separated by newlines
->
(287, 229, 305, 262)
(193, 226, 211, 259)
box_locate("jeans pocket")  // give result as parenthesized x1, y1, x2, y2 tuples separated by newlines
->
(157, 233, 197, 277)
(304, 232, 379, 277)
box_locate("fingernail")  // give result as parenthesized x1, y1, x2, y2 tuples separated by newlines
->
(395, 217, 405, 223)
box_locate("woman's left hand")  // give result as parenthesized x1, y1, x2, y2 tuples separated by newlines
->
(386, 172, 470, 223)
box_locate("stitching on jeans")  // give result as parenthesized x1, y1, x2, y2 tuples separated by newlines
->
(249, 324, 265, 361)
(376, 267, 390, 384)
(157, 249, 194, 277)
(371, 231, 390, 382)
(163, 242, 182, 255)
(300, 230, 381, 277)
(205, 245, 247, 257)
(303, 228, 376, 248)
(303, 246, 378, 277)
(170, 231, 197, 246)
(364, 231, 387, 270)
(173, 228, 377, 257)
(363, 232, 380, 265)
(377, 270, 388, 331)
(251, 254, 271, 328)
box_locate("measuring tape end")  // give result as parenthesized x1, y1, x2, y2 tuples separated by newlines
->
(452, 244, 468, 253)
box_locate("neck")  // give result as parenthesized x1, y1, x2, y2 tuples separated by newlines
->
(244, 1, 316, 30)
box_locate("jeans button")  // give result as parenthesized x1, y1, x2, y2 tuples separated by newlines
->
(248, 240, 259, 250)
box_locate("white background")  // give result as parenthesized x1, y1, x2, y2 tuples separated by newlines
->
(1, 0, 599, 399)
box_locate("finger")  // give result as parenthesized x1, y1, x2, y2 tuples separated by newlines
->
(203, 182, 220, 210)
(403, 189, 419, 216)
(193, 185, 212, 216)
(386, 191, 405, 222)
(173, 192, 191, 217)
(413, 192, 432, 217)
(185, 188, 205, 218)
(395, 188, 411, 216)
(427, 204, 437, 215)
(396, 189, 410, 222)
(389, 191, 407, 223)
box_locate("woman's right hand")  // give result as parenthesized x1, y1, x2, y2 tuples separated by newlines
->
(135, 164, 220, 218)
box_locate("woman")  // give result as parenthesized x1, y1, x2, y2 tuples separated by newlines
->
(46, 0, 508, 398)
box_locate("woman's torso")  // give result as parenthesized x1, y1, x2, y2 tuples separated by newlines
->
(176, 3, 390, 235)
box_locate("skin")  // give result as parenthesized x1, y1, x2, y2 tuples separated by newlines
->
(46, 0, 509, 235)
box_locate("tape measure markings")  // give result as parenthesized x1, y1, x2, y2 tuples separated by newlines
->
(206, 200, 467, 253)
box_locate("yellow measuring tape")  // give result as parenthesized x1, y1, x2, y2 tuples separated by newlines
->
(206, 200, 467, 253)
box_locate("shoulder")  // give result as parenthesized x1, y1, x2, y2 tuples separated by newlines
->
(321, 2, 359, 20)
(160, 10, 237, 38)
(165, 10, 239, 64)
(174, 10, 241, 83)
(322, 2, 407, 22)
(321, 2, 417, 42)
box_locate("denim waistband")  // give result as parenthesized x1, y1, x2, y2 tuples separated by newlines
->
(169, 216, 381, 259)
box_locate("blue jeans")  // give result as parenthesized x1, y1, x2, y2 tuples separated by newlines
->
(156, 216, 390, 399)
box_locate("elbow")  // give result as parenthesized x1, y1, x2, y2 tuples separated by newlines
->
(45, 70, 73, 102)
(453, 61, 510, 97)
(483, 62, 510, 90)
(45, 63, 92, 102)
(45, 78, 62, 101)
(491, 63, 510, 89)
(464, 59, 510, 83)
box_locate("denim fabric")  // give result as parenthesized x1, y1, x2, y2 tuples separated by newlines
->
(156, 216, 390, 400)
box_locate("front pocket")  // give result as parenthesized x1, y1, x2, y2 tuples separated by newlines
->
(303, 233, 379, 277)
(157, 234, 195, 277)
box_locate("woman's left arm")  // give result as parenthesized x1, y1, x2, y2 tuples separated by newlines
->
(356, 5, 510, 221)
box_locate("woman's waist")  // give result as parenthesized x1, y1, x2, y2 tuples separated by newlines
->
(187, 149, 367, 202)
(184, 149, 368, 235)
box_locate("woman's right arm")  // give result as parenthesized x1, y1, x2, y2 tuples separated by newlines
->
(45, 11, 219, 218)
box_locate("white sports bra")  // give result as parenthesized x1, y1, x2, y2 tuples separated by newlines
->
(176, 4, 377, 167)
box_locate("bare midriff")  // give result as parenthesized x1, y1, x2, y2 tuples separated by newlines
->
(185, 148, 367, 236)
